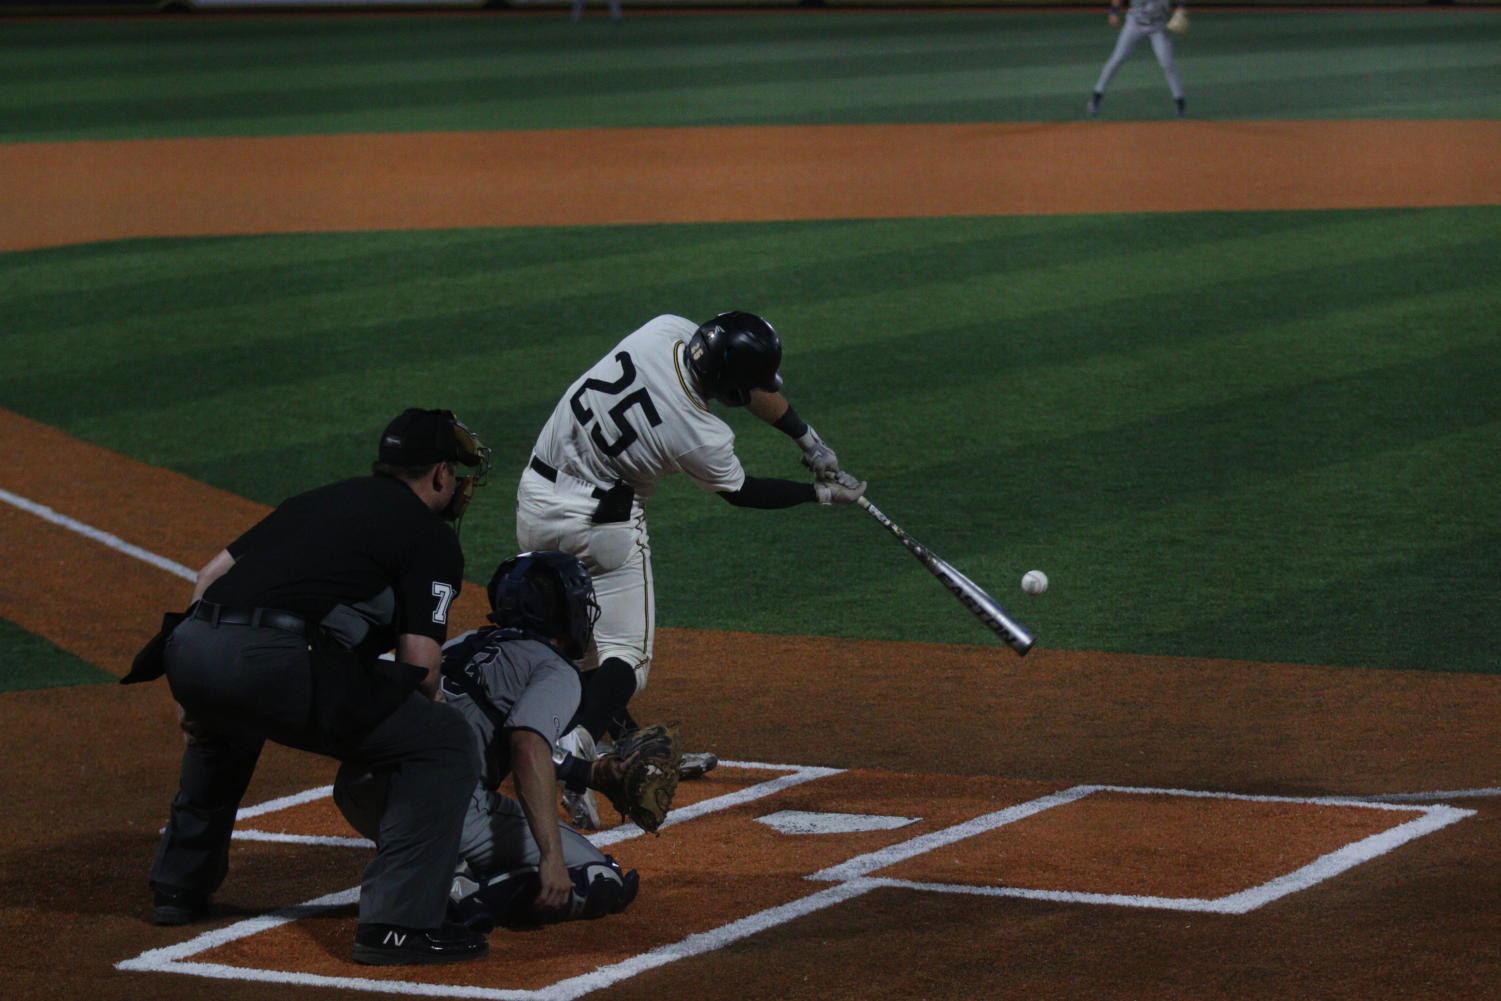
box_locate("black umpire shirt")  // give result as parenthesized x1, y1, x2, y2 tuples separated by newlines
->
(205, 475, 464, 658)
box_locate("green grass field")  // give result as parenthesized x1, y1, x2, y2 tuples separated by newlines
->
(3, 10, 1499, 684)
(3, 9, 1500, 138)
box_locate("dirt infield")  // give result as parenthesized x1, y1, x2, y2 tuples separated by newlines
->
(4, 120, 1501, 251)
(3, 117, 1500, 1001)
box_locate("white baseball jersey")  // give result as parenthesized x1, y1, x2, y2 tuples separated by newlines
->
(530, 315, 746, 502)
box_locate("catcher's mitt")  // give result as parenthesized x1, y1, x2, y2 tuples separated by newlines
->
(598, 723, 682, 834)
(1166, 7, 1189, 35)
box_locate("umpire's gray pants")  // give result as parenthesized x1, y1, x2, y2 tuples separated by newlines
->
(1094, 18, 1184, 99)
(335, 770, 606, 880)
(151, 619, 479, 929)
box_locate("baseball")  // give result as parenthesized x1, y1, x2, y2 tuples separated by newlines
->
(1021, 570, 1049, 595)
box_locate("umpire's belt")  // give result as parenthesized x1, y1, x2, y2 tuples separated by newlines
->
(529, 455, 611, 500)
(190, 600, 308, 636)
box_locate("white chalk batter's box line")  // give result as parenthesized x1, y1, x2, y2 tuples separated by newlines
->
(118, 765, 1476, 1001)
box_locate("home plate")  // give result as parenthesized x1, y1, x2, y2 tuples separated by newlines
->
(758, 810, 920, 835)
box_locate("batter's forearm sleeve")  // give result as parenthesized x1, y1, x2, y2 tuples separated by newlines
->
(719, 476, 818, 509)
(771, 404, 809, 439)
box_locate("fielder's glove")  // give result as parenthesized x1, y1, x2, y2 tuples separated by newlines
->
(795, 427, 842, 479)
(594, 723, 683, 834)
(1166, 7, 1188, 34)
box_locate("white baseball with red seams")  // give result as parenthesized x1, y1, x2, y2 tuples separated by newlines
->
(1021, 570, 1049, 595)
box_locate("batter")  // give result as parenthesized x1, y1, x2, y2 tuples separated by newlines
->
(516, 311, 866, 827)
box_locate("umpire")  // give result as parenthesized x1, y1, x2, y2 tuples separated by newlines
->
(136, 408, 493, 966)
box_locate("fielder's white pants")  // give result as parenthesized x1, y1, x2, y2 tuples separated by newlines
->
(1094, 19, 1184, 100)
(515, 465, 655, 691)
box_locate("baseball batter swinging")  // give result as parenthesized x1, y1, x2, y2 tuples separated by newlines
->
(1088, 0, 1189, 118)
(516, 311, 865, 827)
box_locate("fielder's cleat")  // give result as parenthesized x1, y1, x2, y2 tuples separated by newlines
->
(352, 922, 488, 966)
(151, 886, 209, 926)
(678, 751, 719, 781)
(1086, 91, 1102, 117)
(559, 725, 602, 829)
(1175, 97, 1186, 117)
(564, 786, 602, 830)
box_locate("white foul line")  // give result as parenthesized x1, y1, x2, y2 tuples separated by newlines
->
(0, 486, 197, 581)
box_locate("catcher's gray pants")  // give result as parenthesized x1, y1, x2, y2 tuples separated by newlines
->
(1094, 19, 1184, 100)
(335, 769, 607, 879)
(151, 619, 478, 929)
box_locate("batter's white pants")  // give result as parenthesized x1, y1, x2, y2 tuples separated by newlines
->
(1094, 19, 1184, 100)
(515, 465, 655, 691)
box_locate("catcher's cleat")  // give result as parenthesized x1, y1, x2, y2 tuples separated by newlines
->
(678, 751, 719, 781)
(352, 922, 488, 966)
(151, 886, 209, 926)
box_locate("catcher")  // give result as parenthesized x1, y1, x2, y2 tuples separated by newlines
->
(333, 550, 681, 930)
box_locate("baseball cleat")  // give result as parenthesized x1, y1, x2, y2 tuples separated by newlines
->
(564, 786, 602, 830)
(352, 922, 489, 966)
(558, 725, 603, 829)
(678, 751, 719, 781)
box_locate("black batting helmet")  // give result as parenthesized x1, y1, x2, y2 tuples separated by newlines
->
(686, 311, 783, 407)
(486, 551, 600, 660)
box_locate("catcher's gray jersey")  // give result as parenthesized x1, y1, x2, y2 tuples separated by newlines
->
(439, 627, 582, 790)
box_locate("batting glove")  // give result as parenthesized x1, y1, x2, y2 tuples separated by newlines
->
(814, 475, 866, 506)
(795, 427, 841, 478)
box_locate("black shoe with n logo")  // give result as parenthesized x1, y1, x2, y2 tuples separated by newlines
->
(151, 886, 209, 926)
(352, 922, 489, 965)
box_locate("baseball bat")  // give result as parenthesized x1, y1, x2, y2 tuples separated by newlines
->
(856, 495, 1035, 656)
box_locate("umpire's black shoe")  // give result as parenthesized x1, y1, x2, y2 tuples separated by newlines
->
(151, 886, 209, 926)
(352, 922, 489, 966)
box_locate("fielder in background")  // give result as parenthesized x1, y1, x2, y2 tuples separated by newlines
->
(126, 409, 493, 966)
(335, 551, 645, 931)
(517, 311, 866, 828)
(1087, 0, 1189, 119)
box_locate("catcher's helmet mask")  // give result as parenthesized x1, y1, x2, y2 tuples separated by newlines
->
(486, 550, 600, 659)
(686, 311, 783, 407)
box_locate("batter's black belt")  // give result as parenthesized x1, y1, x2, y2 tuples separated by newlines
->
(530, 454, 636, 524)
(529, 454, 611, 500)
(190, 600, 309, 636)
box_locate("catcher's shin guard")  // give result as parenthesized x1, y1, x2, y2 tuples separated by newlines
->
(451, 856, 638, 930)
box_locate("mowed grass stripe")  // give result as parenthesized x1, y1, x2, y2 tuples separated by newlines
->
(3, 209, 1497, 671)
(0, 617, 114, 693)
(1117, 425, 1501, 671)
(680, 321, 1501, 666)
(3, 206, 1490, 382)
(2, 12, 1498, 141)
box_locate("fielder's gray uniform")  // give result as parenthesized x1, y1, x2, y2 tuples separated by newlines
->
(518, 315, 747, 690)
(334, 627, 617, 902)
(1093, 0, 1185, 103)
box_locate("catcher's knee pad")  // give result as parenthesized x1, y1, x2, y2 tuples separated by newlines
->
(451, 855, 638, 930)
